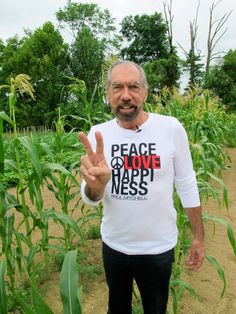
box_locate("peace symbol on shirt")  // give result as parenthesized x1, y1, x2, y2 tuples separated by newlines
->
(111, 157, 124, 169)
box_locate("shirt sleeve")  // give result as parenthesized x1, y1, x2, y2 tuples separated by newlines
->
(173, 119, 200, 208)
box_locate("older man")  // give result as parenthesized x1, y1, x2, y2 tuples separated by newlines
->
(79, 60, 205, 314)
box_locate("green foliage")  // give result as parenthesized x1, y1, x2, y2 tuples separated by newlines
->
(224, 113, 236, 147)
(61, 77, 112, 131)
(184, 49, 204, 88)
(86, 224, 101, 240)
(60, 250, 82, 314)
(0, 116, 5, 174)
(0, 260, 8, 314)
(206, 256, 226, 298)
(0, 78, 87, 312)
(12, 250, 82, 313)
(143, 54, 180, 98)
(0, 22, 69, 127)
(120, 13, 180, 90)
(170, 279, 196, 314)
(70, 27, 105, 95)
(56, 1, 119, 50)
(152, 87, 236, 312)
(205, 49, 236, 110)
(121, 13, 169, 63)
(155, 88, 233, 205)
(1, 73, 236, 313)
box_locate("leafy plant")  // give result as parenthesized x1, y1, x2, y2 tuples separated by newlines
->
(13, 250, 82, 313)
(152, 87, 236, 313)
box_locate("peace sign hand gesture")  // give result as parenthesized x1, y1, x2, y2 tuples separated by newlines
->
(79, 131, 111, 201)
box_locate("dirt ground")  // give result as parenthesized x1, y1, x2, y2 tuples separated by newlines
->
(13, 148, 236, 313)
(178, 147, 236, 314)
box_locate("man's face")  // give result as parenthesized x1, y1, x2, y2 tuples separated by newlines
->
(107, 64, 148, 122)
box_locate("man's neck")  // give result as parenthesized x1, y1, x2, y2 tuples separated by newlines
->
(117, 112, 149, 130)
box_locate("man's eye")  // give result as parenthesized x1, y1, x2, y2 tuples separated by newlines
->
(112, 85, 121, 90)
(130, 85, 139, 90)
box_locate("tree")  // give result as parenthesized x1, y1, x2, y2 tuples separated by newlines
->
(120, 13, 169, 64)
(56, 1, 120, 51)
(206, 49, 236, 110)
(0, 36, 24, 115)
(144, 54, 180, 96)
(163, 0, 175, 54)
(56, 1, 120, 98)
(120, 12, 180, 90)
(0, 22, 69, 126)
(179, 1, 204, 87)
(70, 27, 105, 95)
(205, 0, 232, 81)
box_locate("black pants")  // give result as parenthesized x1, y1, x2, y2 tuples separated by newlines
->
(102, 242, 174, 314)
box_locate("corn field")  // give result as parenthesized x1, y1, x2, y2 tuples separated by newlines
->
(0, 76, 236, 313)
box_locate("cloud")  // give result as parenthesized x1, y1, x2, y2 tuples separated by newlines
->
(0, 0, 235, 61)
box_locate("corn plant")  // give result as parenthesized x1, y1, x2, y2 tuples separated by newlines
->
(63, 77, 112, 132)
(0, 260, 7, 313)
(0, 76, 85, 311)
(152, 87, 236, 313)
(0, 250, 82, 314)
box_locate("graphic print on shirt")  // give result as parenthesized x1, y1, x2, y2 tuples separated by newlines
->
(110, 142, 161, 201)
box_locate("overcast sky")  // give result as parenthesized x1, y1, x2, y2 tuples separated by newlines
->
(0, 0, 235, 61)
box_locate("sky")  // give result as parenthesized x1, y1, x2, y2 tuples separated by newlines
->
(0, 0, 235, 62)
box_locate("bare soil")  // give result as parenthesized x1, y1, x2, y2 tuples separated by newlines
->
(13, 148, 236, 313)
(178, 147, 236, 314)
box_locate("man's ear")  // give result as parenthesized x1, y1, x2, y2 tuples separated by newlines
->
(106, 91, 111, 105)
(144, 90, 148, 102)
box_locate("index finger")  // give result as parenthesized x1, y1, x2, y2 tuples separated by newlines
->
(79, 132, 94, 158)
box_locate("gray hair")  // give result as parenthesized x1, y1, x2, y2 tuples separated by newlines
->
(106, 60, 148, 90)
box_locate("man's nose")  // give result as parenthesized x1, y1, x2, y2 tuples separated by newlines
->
(121, 86, 131, 101)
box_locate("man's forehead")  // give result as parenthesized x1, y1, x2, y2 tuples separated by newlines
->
(111, 64, 140, 75)
(110, 65, 141, 82)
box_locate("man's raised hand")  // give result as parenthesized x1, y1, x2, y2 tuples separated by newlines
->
(79, 131, 111, 201)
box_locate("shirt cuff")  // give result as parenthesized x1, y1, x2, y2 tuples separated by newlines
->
(80, 180, 104, 206)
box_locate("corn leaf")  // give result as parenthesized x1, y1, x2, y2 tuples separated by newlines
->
(4, 158, 18, 172)
(15, 292, 35, 314)
(0, 111, 14, 125)
(170, 285, 178, 314)
(31, 283, 54, 314)
(43, 210, 83, 239)
(27, 244, 40, 274)
(17, 136, 42, 182)
(170, 279, 196, 296)
(4, 214, 14, 251)
(0, 118, 4, 174)
(42, 163, 72, 178)
(206, 255, 226, 298)
(203, 213, 236, 256)
(60, 250, 82, 314)
(0, 260, 8, 314)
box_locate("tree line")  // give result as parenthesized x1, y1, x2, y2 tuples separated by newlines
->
(0, 1, 235, 129)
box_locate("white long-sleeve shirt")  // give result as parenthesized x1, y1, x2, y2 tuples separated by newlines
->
(81, 113, 200, 255)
